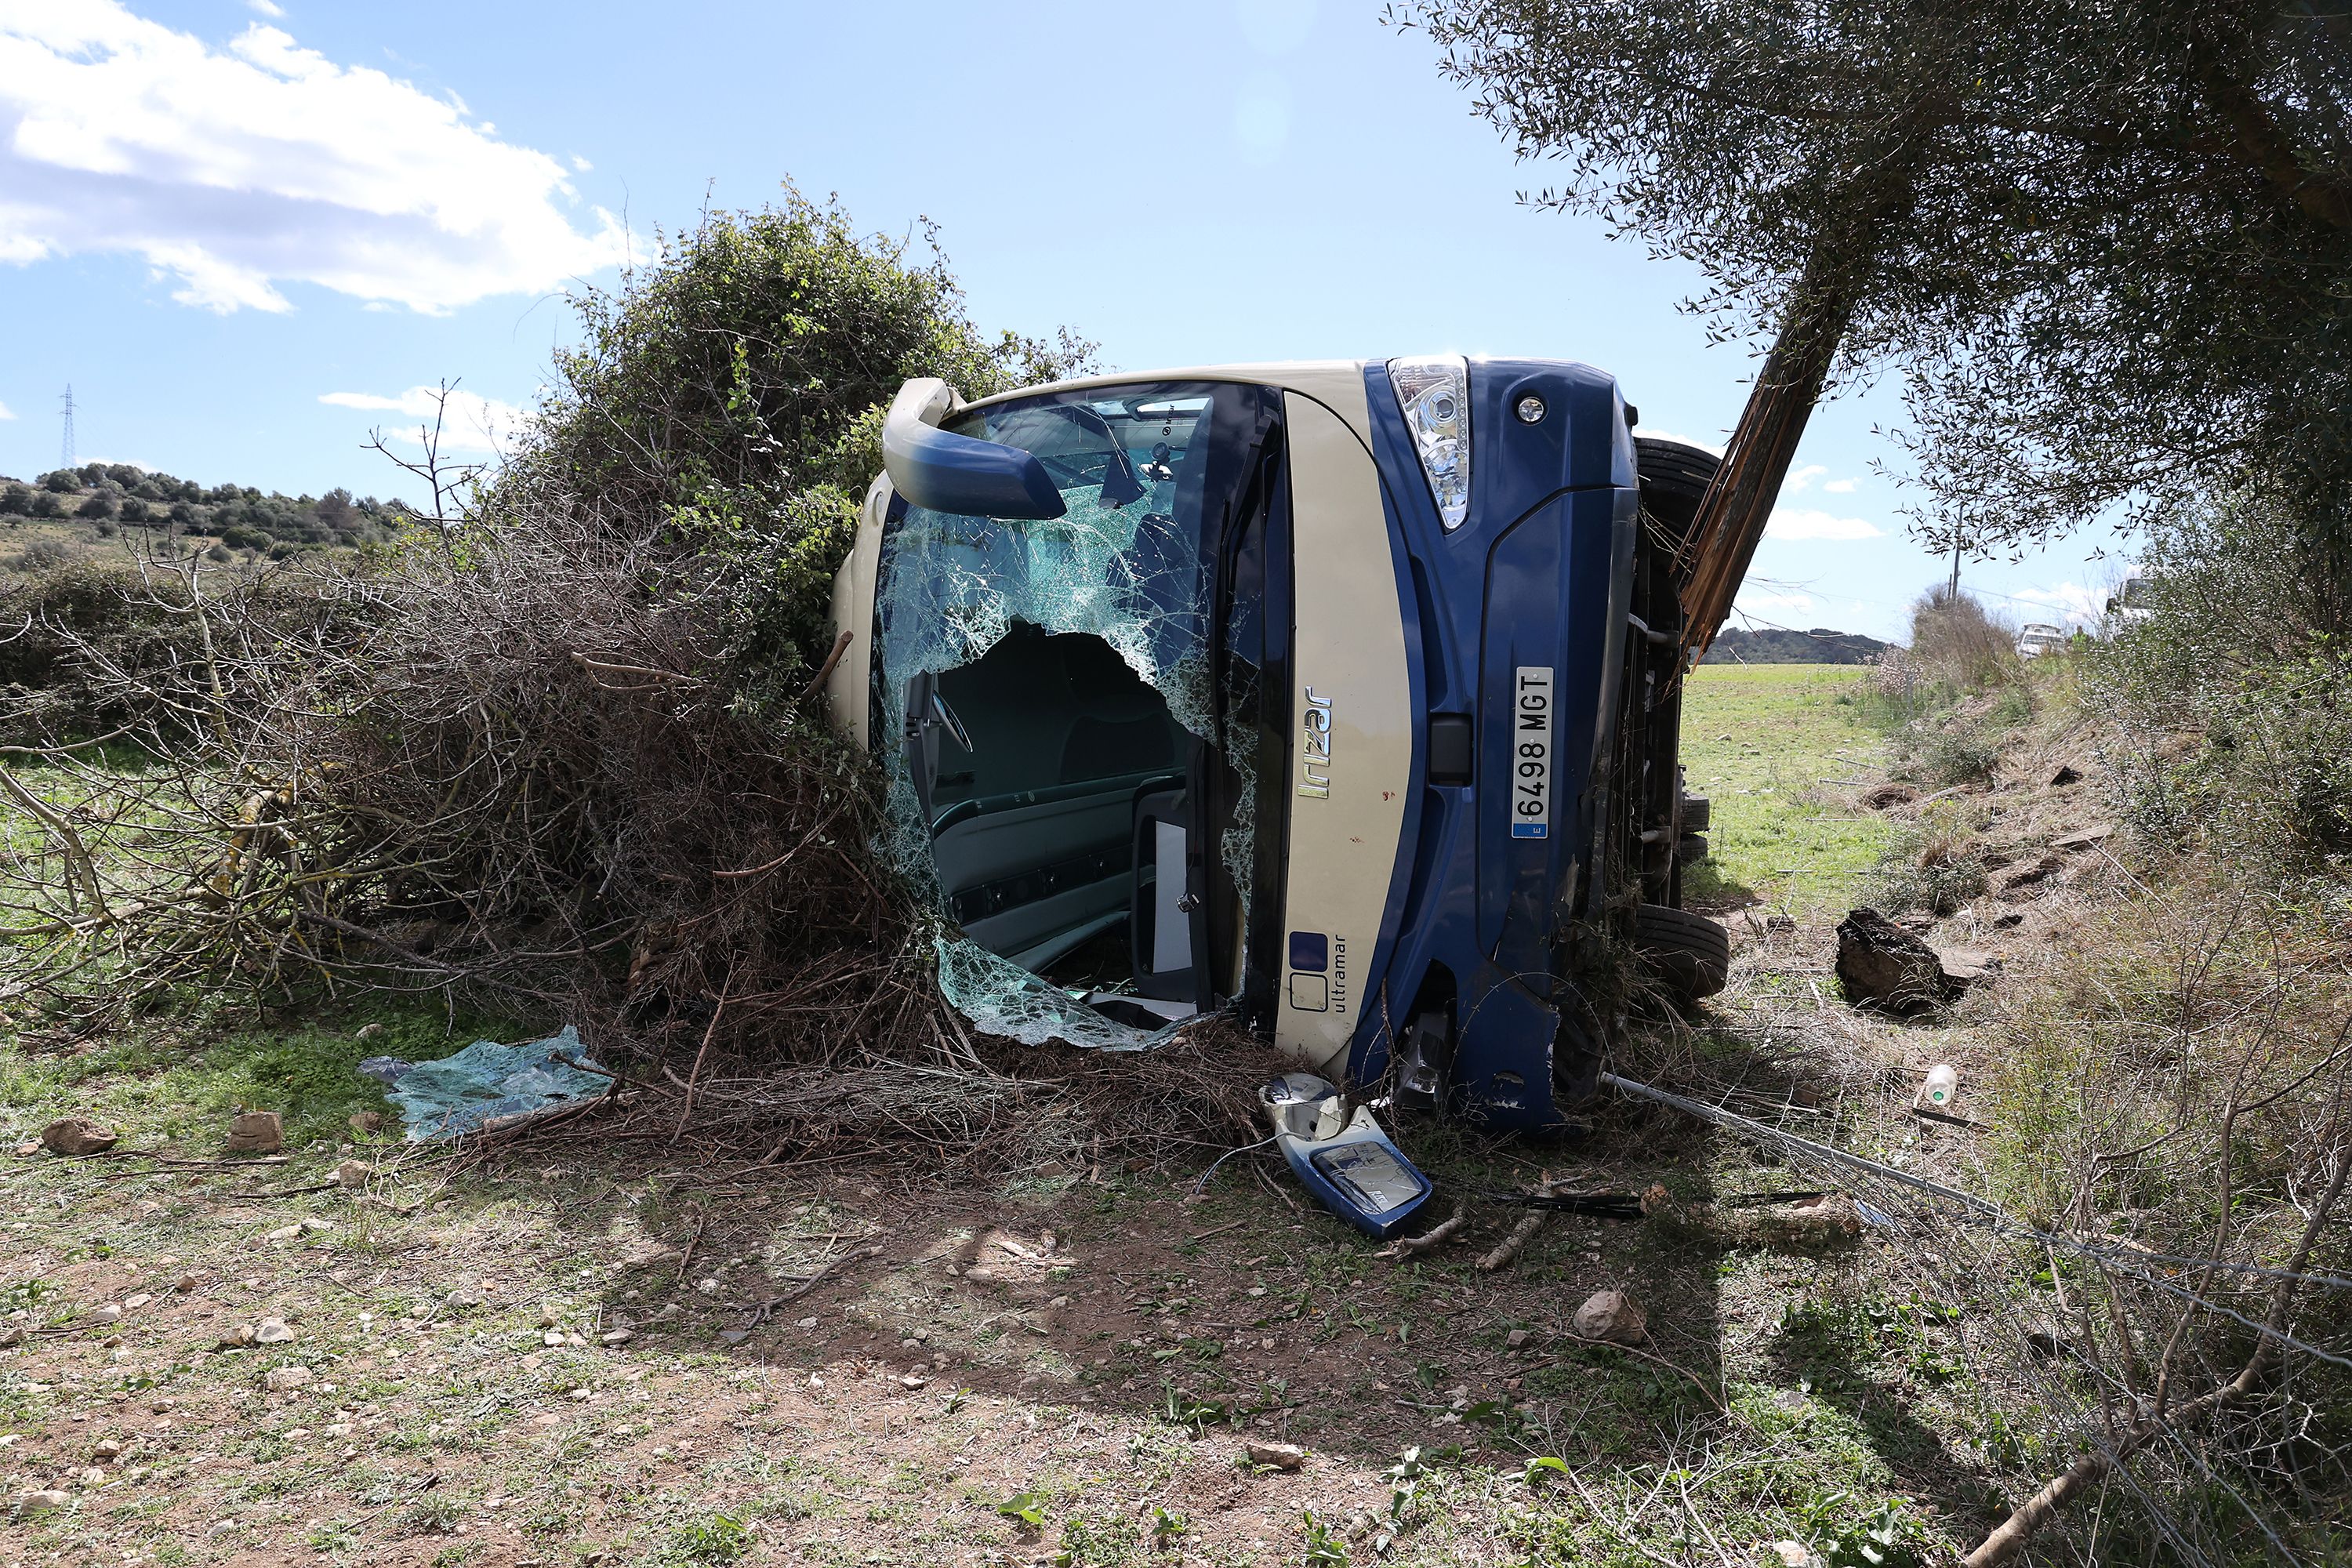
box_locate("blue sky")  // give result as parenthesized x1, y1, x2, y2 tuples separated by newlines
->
(0, 0, 2132, 640)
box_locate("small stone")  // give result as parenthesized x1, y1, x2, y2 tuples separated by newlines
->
(354, 1022, 384, 1040)
(333, 1160, 370, 1189)
(91, 1439, 125, 1461)
(348, 1111, 383, 1135)
(567, 1386, 592, 1400)
(1773, 1543, 1814, 1567)
(1573, 1289, 1646, 1345)
(96, 1304, 122, 1322)
(176, 1274, 198, 1292)
(253, 1318, 296, 1345)
(795, 1316, 818, 1330)
(74, 1467, 106, 1488)
(223, 1110, 284, 1155)
(1504, 1329, 1530, 1351)
(122, 1293, 151, 1311)
(1245, 1440, 1305, 1470)
(538, 1305, 561, 1327)
(264, 1365, 314, 1391)
(41, 1116, 118, 1156)
(266, 1224, 302, 1243)
(899, 1373, 927, 1389)
(17, 1488, 71, 1512)
(599, 1329, 633, 1345)
(715, 1329, 750, 1347)
(695, 1278, 720, 1296)
(542, 1330, 565, 1348)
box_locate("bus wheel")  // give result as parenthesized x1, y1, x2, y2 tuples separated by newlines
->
(1633, 903, 1731, 1000)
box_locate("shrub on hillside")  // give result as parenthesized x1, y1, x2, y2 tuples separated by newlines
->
(1907, 587, 2018, 691)
(2096, 497, 2352, 878)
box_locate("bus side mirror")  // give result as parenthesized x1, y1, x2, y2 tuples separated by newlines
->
(881, 378, 1067, 521)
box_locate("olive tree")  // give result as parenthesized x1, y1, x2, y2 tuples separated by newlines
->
(1399, 0, 2352, 621)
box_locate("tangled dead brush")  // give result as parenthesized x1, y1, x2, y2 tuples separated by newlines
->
(0, 510, 924, 1063)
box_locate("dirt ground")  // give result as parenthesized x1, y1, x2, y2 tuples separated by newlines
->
(2, 666, 2121, 1566)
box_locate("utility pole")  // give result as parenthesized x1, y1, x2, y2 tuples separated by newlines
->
(59, 385, 75, 470)
(1947, 537, 1962, 603)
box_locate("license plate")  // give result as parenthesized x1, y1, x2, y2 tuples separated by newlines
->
(1511, 666, 1553, 839)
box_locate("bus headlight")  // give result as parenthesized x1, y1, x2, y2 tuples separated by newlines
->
(1387, 354, 1471, 531)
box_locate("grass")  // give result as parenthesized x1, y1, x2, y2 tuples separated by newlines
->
(1679, 663, 1893, 917)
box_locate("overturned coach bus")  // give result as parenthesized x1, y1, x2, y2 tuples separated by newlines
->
(826, 358, 1728, 1131)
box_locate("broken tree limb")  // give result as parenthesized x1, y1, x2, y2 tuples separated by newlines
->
(1377, 1203, 1466, 1261)
(1675, 132, 1933, 666)
(1964, 1146, 2351, 1567)
(1477, 1211, 1548, 1272)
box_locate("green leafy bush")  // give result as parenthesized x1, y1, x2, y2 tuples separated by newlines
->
(2096, 497, 2352, 879)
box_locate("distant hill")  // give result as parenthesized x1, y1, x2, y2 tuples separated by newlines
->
(1, 462, 407, 574)
(1702, 625, 1888, 665)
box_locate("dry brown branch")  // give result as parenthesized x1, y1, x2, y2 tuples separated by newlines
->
(1377, 1203, 1467, 1261)
(1477, 1211, 1548, 1272)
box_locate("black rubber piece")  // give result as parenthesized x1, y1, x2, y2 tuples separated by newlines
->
(1675, 832, 1710, 865)
(1632, 902, 1732, 1000)
(1681, 794, 1711, 833)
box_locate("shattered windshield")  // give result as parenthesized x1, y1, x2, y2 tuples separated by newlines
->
(873, 381, 1275, 1048)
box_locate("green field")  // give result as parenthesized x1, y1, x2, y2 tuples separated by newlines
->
(1677, 662, 1892, 917)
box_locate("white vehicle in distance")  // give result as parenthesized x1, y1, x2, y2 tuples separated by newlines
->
(2016, 622, 2068, 659)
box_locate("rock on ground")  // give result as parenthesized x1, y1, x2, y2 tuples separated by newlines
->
(223, 1110, 284, 1154)
(40, 1116, 118, 1156)
(1573, 1289, 1647, 1345)
(1245, 1440, 1305, 1470)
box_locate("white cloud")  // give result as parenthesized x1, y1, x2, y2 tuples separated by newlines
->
(1631, 426, 1725, 457)
(569, 154, 592, 172)
(1766, 506, 1884, 541)
(245, 0, 283, 16)
(1823, 476, 1859, 493)
(319, 386, 527, 452)
(0, 400, 13, 420)
(1783, 463, 1826, 492)
(0, 3, 627, 314)
(2010, 583, 2106, 626)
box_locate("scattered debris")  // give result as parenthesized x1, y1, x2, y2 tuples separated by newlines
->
(1477, 1213, 1548, 1272)
(40, 1116, 117, 1156)
(1375, 1203, 1465, 1260)
(223, 1111, 284, 1155)
(1571, 1289, 1647, 1345)
(1918, 1064, 1959, 1110)
(1246, 1440, 1306, 1470)
(1774, 1194, 1863, 1236)
(1835, 907, 1980, 1012)
(1261, 1073, 1433, 1239)
(376, 1026, 610, 1142)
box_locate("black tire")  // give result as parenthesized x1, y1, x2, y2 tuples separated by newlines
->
(1634, 437, 1721, 510)
(1681, 794, 1711, 833)
(1633, 903, 1731, 1000)
(1675, 832, 1710, 864)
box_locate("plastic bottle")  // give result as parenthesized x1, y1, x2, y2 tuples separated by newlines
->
(1919, 1064, 1958, 1109)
